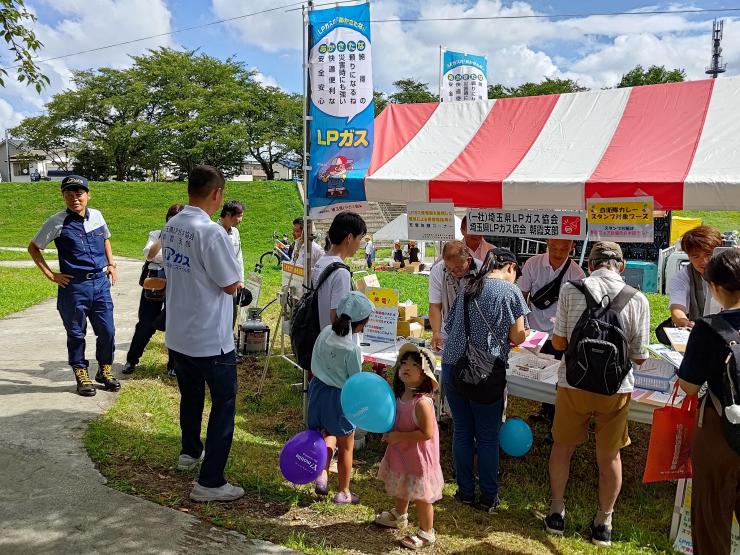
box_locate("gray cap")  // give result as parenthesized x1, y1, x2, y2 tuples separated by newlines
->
(589, 241, 624, 263)
(337, 291, 374, 322)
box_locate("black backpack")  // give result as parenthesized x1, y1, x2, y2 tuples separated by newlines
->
(703, 315, 740, 455)
(565, 280, 638, 395)
(290, 262, 351, 371)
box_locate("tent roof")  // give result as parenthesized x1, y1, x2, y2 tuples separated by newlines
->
(365, 77, 740, 211)
(373, 213, 463, 241)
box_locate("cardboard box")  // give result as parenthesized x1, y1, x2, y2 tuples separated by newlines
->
(397, 320, 424, 338)
(398, 302, 418, 321)
(355, 273, 380, 293)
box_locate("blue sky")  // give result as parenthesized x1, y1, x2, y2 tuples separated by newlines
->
(2, 0, 739, 130)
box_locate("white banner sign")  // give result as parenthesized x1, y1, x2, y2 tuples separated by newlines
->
(408, 202, 456, 241)
(440, 49, 488, 102)
(587, 196, 654, 243)
(466, 209, 587, 240)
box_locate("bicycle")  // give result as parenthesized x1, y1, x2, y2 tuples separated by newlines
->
(254, 231, 291, 273)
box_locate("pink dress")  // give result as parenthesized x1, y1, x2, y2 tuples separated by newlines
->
(377, 395, 444, 503)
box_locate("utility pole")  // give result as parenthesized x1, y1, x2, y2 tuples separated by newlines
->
(705, 19, 727, 79)
(4, 129, 11, 182)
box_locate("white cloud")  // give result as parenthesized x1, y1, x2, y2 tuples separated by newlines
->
(211, 0, 740, 93)
(252, 69, 280, 88)
(1, 0, 174, 132)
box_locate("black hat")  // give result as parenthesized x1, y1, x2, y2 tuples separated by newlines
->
(489, 247, 517, 265)
(60, 175, 89, 192)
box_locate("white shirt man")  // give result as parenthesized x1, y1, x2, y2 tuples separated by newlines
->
(518, 240, 585, 337)
(460, 215, 494, 261)
(164, 205, 242, 357)
(428, 240, 482, 351)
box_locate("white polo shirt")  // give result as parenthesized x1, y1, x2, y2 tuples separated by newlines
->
(518, 253, 585, 335)
(143, 230, 163, 270)
(162, 206, 242, 357)
(312, 255, 352, 330)
(294, 239, 324, 268)
(218, 220, 244, 282)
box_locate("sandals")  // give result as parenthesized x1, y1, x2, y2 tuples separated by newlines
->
(374, 508, 408, 529)
(400, 529, 436, 550)
(333, 491, 359, 504)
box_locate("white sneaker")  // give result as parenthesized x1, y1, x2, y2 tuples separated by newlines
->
(189, 482, 245, 503)
(177, 451, 204, 471)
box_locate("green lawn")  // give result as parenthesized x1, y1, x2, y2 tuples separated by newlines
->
(677, 210, 739, 232)
(0, 267, 57, 318)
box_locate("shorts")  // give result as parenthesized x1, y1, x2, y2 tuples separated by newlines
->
(552, 387, 631, 450)
(307, 378, 355, 437)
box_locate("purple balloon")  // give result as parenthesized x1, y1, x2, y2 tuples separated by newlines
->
(279, 429, 328, 485)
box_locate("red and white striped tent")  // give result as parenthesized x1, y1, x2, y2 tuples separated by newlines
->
(364, 77, 740, 211)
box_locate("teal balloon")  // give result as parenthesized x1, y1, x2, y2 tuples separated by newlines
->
(340, 372, 396, 433)
(500, 417, 533, 457)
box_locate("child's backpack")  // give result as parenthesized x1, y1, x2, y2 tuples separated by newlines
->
(290, 262, 351, 371)
(703, 315, 740, 455)
(564, 280, 638, 395)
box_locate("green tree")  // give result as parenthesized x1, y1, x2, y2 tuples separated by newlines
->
(238, 85, 303, 180)
(617, 65, 686, 88)
(10, 115, 75, 171)
(373, 90, 388, 116)
(132, 48, 255, 178)
(488, 77, 587, 99)
(388, 78, 437, 104)
(72, 146, 115, 181)
(0, 0, 48, 90)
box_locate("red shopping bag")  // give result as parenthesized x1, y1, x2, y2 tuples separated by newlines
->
(642, 382, 698, 483)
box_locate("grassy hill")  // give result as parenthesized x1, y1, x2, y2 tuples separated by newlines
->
(0, 180, 303, 261)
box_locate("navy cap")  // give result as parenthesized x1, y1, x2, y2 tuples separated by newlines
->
(60, 175, 89, 192)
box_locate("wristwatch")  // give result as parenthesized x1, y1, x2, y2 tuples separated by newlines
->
(107, 262, 117, 268)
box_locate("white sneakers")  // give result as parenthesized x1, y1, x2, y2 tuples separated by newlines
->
(176, 451, 205, 471)
(190, 482, 245, 503)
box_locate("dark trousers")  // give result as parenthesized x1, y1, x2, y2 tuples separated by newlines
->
(690, 403, 740, 554)
(442, 363, 504, 502)
(127, 291, 164, 365)
(57, 275, 115, 369)
(171, 349, 238, 488)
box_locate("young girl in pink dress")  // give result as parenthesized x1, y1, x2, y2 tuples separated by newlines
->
(375, 343, 444, 550)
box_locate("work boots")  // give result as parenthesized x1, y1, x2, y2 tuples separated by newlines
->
(73, 367, 96, 397)
(95, 364, 121, 392)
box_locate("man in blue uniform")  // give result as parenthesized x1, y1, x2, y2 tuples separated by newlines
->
(28, 175, 120, 397)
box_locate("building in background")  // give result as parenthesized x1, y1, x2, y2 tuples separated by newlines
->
(0, 138, 74, 182)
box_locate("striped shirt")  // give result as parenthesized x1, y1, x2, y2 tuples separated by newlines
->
(553, 268, 650, 393)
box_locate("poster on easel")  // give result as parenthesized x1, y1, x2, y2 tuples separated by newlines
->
(363, 287, 399, 344)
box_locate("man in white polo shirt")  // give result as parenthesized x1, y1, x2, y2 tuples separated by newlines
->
(519, 239, 585, 422)
(162, 165, 244, 503)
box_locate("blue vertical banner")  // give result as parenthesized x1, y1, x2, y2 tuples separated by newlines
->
(308, 3, 373, 220)
(440, 49, 488, 102)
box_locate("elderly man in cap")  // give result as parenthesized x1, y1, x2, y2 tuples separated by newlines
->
(28, 175, 120, 397)
(544, 241, 649, 547)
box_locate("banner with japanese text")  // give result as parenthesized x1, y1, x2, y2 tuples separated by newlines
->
(440, 48, 488, 102)
(466, 209, 587, 240)
(308, 3, 373, 219)
(408, 202, 456, 241)
(587, 197, 654, 243)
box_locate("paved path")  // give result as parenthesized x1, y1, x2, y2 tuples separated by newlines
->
(0, 259, 295, 554)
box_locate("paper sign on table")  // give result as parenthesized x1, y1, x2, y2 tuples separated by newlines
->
(363, 287, 400, 344)
(663, 328, 691, 353)
(520, 330, 549, 352)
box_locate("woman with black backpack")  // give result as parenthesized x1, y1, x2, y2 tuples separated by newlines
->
(678, 248, 740, 554)
(441, 248, 529, 513)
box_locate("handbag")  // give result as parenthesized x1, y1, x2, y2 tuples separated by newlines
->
(452, 295, 507, 405)
(530, 260, 572, 311)
(642, 381, 697, 483)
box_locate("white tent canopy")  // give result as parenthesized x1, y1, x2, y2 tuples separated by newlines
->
(372, 213, 464, 242)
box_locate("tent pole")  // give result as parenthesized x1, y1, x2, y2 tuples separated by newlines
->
(579, 230, 590, 268)
(301, 1, 314, 424)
